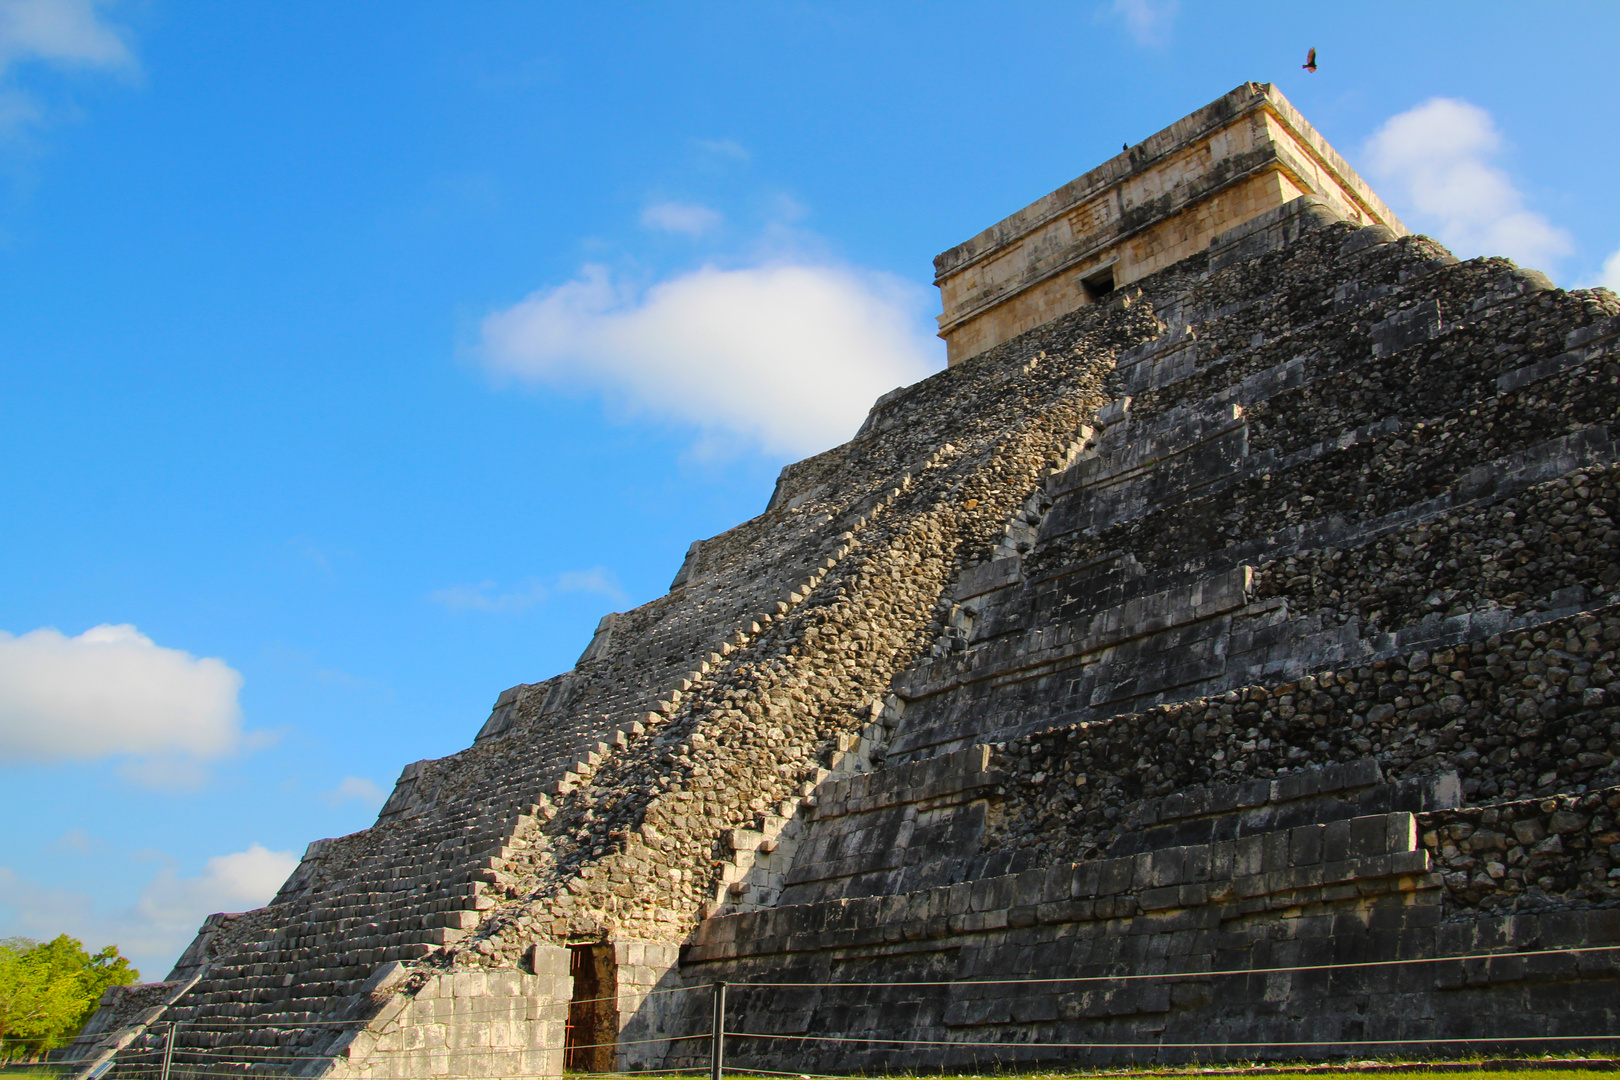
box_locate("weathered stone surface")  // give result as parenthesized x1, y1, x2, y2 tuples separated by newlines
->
(79, 88, 1620, 1078)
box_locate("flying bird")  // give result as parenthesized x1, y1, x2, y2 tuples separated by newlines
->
(1303, 47, 1318, 72)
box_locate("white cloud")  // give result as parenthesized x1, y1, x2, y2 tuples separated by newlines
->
(1105, 0, 1177, 46)
(324, 775, 385, 808)
(1365, 98, 1573, 272)
(0, 624, 245, 779)
(287, 534, 347, 575)
(0, 0, 133, 72)
(0, 0, 135, 142)
(642, 201, 722, 237)
(555, 567, 627, 601)
(138, 844, 297, 927)
(313, 666, 384, 692)
(0, 843, 298, 979)
(430, 578, 547, 613)
(696, 138, 749, 160)
(116, 755, 212, 791)
(54, 828, 98, 854)
(1592, 248, 1620, 292)
(0, 83, 38, 127)
(430, 567, 626, 613)
(480, 260, 943, 458)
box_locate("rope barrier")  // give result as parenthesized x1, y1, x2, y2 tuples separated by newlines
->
(94, 1067, 713, 1080)
(80, 941, 1620, 1045)
(92, 1030, 714, 1069)
(571, 1069, 710, 1077)
(87, 976, 710, 1035)
(99, 1072, 712, 1080)
(724, 1032, 1620, 1051)
(728, 943, 1620, 989)
(84, 943, 1620, 1078)
(735, 1067, 859, 1080)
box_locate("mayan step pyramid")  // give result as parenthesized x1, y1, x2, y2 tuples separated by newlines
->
(70, 82, 1620, 1078)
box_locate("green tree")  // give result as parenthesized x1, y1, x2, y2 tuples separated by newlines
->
(0, 936, 139, 1062)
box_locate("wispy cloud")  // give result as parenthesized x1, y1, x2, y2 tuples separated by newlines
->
(0, 623, 248, 786)
(1365, 98, 1572, 273)
(0, 842, 298, 979)
(0, 0, 137, 142)
(555, 567, 625, 599)
(479, 255, 942, 458)
(116, 755, 212, 791)
(429, 567, 626, 614)
(313, 666, 385, 692)
(1589, 248, 1620, 292)
(286, 535, 349, 576)
(0, 0, 133, 72)
(257, 641, 387, 699)
(322, 775, 385, 809)
(139, 844, 297, 926)
(695, 138, 749, 160)
(54, 828, 102, 855)
(642, 200, 722, 237)
(429, 578, 548, 613)
(1103, 0, 1178, 47)
(0, 84, 39, 130)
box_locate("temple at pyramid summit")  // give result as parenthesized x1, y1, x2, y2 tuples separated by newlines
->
(932, 82, 1404, 363)
(70, 81, 1620, 1078)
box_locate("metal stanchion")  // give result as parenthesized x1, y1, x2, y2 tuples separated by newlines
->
(710, 981, 727, 1080)
(159, 1022, 176, 1080)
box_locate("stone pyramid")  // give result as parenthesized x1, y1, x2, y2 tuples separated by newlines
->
(70, 82, 1620, 1078)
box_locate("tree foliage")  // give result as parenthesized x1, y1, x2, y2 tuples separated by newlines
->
(0, 936, 139, 1061)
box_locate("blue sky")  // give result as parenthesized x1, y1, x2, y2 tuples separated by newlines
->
(2, 0, 1618, 978)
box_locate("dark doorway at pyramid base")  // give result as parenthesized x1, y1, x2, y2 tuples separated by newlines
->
(565, 943, 619, 1072)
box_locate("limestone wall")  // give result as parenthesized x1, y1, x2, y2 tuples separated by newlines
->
(663, 760, 1620, 1073)
(973, 607, 1620, 885)
(933, 83, 1407, 364)
(607, 941, 687, 1072)
(896, 205, 1619, 768)
(316, 957, 569, 1080)
(1419, 787, 1620, 909)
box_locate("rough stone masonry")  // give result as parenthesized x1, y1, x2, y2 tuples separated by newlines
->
(69, 82, 1620, 1078)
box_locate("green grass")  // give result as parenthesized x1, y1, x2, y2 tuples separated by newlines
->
(1029, 1073, 1616, 1080)
(9, 1065, 1610, 1080)
(601, 1065, 1620, 1080)
(691, 1072, 1618, 1080)
(827, 1074, 1617, 1080)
